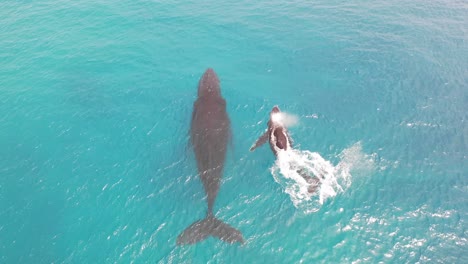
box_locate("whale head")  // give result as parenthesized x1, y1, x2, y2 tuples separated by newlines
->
(270, 106, 283, 126)
(271, 105, 281, 114)
(198, 68, 221, 97)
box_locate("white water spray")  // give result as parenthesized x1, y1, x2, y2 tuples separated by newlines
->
(270, 142, 374, 214)
(271, 112, 299, 127)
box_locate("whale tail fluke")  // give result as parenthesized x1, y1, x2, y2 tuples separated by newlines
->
(177, 215, 243, 245)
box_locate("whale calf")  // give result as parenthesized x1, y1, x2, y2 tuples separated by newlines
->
(177, 68, 243, 245)
(250, 106, 321, 194)
(249, 106, 292, 155)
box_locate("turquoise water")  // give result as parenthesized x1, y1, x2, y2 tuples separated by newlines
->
(1, 0, 467, 262)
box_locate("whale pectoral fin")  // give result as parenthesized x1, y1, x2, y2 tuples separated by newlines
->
(249, 131, 268, 152)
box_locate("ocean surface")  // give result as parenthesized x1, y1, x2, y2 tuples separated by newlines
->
(1, 0, 467, 263)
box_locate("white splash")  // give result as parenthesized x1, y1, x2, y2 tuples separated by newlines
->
(271, 112, 299, 127)
(270, 142, 374, 214)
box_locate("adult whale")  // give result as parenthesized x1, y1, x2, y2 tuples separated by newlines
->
(177, 68, 243, 245)
(250, 106, 321, 194)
